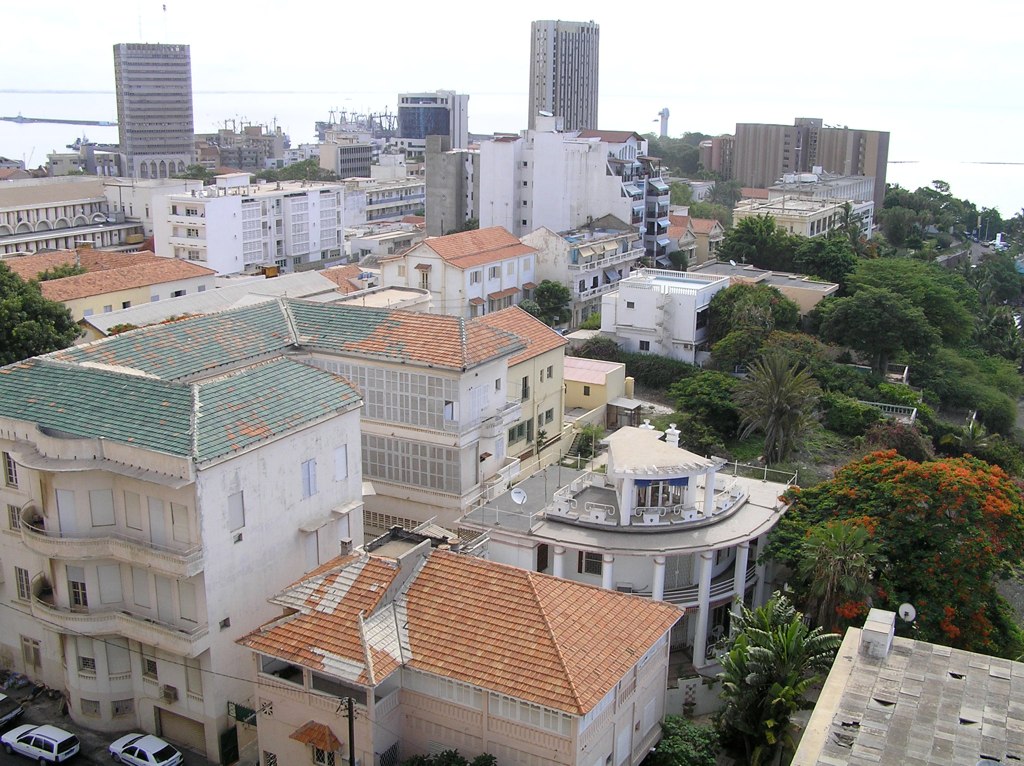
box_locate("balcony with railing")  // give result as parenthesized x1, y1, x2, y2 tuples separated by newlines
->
(479, 400, 523, 438)
(569, 246, 644, 272)
(31, 576, 209, 658)
(19, 504, 203, 578)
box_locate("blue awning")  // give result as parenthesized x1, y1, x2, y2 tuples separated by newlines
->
(668, 477, 689, 487)
(656, 255, 672, 266)
(657, 236, 671, 246)
(658, 217, 671, 227)
(649, 179, 669, 192)
(604, 268, 620, 282)
(635, 479, 652, 488)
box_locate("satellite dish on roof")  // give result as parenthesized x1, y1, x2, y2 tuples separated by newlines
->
(898, 603, 916, 622)
(729, 260, 737, 267)
(510, 487, 528, 505)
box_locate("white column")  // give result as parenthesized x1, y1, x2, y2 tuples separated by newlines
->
(553, 546, 566, 579)
(620, 477, 635, 525)
(703, 467, 717, 515)
(753, 534, 769, 606)
(693, 551, 714, 666)
(731, 542, 750, 621)
(652, 555, 666, 601)
(602, 553, 615, 590)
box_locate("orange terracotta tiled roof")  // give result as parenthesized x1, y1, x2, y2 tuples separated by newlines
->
(3, 249, 163, 281)
(577, 129, 644, 144)
(487, 286, 519, 301)
(474, 306, 567, 365)
(41, 259, 215, 302)
(690, 218, 724, 235)
(239, 555, 402, 686)
(320, 264, 367, 294)
(401, 215, 425, 225)
(290, 721, 342, 751)
(402, 551, 682, 715)
(420, 226, 536, 270)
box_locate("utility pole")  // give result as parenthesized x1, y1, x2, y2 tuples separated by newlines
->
(347, 696, 355, 766)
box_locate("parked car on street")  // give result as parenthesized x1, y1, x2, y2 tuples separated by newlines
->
(108, 733, 183, 766)
(1, 724, 80, 762)
(0, 692, 24, 727)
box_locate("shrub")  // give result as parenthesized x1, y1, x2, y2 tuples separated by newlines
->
(821, 392, 883, 436)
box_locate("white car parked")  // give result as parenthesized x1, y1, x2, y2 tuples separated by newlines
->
(108, 733, 183, 766)
(1, 724, 80, 763)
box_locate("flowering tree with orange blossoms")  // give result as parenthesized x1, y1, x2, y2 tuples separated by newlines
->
(768, 450, 1024, 656)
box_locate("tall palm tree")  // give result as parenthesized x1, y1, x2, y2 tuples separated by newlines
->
(718, 593, 841, 765)
(734, 353, 820, 464)
(798, 521, 882, 630)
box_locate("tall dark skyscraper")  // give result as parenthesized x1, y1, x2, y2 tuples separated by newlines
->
(113, 43, 195, 179)
(528, 20, 600, 131)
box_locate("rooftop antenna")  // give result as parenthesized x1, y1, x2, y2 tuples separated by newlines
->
(898, 603, 916, 622)
(510, 487, 528, 506)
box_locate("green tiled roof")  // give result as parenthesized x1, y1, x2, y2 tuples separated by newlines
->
(195, 358, 362, 462)
(0, 357, 362, 464)
(53, 300, 294, 381)
(0, 359, 194, 455)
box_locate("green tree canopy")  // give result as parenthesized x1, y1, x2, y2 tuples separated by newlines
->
(798, 520, 884, 630)
(0, 263, 79, 364)
(533, 280, 572, 326)
(717, 593, 841, 765)
(647, 716, 719, 766)
(734, 352, 820, 464)
(34, 263, 88, 281)
(173, 163, 216, 183)
(719, 214, 799, 271)
(769, 451, 1024, 656)
(707, 282, 800, 346)
(793, 233, 858, 288)
(668, 370, 739, 436)
(687, 201, 732, 228)
(817, 287, 940, 373)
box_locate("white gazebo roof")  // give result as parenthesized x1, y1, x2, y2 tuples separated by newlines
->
(605, 426, 715, 477)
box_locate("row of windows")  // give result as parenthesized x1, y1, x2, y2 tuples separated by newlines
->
(363, 435, 461, 494)
(489, 692, 573, 736)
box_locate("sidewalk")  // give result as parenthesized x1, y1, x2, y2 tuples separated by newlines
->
(3, 683, 216, 766)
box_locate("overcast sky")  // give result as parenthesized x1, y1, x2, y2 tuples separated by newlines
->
(2, 0, 1022, 207)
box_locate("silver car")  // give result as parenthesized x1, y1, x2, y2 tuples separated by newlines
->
(1, 724, 80, 763)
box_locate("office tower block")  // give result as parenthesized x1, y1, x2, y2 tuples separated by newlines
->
(528, 20, 599, 131)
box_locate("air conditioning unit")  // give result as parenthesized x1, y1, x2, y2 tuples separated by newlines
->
(161, 685, 179, 703)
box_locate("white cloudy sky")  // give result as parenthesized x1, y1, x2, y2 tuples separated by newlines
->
(2, 0, 1022, 207)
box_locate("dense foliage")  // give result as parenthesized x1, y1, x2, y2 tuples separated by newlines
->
(0, 263, 79, 364)
(532, 280, 572, 326)
(734, 353, 820, 464)
(717, 594, 840, 765)
(769, 451, 1024, 656)
(646, 716, 719, 766)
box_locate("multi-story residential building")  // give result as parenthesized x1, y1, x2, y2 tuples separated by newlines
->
(425, 135, 479, 236)
(600, 268, 730, 363)
(476, 306, 568, 459)
(697, 135, 734, 179)
(460, 424, 795, 672)
(47, 143, 122, 177)
(3, 248, 215, 321)
(153, 174, 347, 274)
(528, 20, 600, 131)
(688, 261, 839, 315)
(345, 177, 425, 223)
(671, 215, 724, 266)
(732, 117, 889, 209)
(767, 172, 875, 237)
(396, 90, 470, 160)
(348, 223, 425, 263)
(0, 177, 146, 255)
(319, 138, 373, 179)
(521, 215, 644, 327)
(0, 301, 366, 761)
(479, 119, 666, 252)
(195, 123, 288, 173)
(379, 226, 537, 318)
(732, 196, 853, 238)
(113, 43, 195, 179)
(103, 178, 203, 237)
(666, 215, 697, 267)
(240, 531, 681, 766)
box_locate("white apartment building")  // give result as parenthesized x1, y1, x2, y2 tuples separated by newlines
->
(521, 216, 644, 327)
(733, 196, 869, 239)
(240, 533, 681, 766)
(345, 177, 426, 223)
(153, 174, 348, 275)
(379, 226, 537, 319)
(460, 425, 795, 672)
(103, 178, 203, 237)
(0, 177, 146, 255)
(0, 300, 366, 761)
(600, 268, 730, 364)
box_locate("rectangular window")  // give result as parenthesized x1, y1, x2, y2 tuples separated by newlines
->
(172, 289, 185, 298)
(333, 446, 348, 481)
(21, 636, 41, 669)
(695, 308, 709, 330)
(313, 748, 336, 766)
(97, 564, 122, 604)
(470, 270, 481, 284)
(81, 698, 100, 717)
(3, 452, 17, 487)
(488, 265, 500, 279)
(546, 365, 553, 379)
(106, 638, 131, 675)
(15, 566, 30, 601)
(77, 636, 96, 674)
(263, 754, 278, 766)
(112, 698, 134, 717)
(132, 567, 150, 608)
(141, 645, 158, 680)
(121, 301, 131, 309)
(419, 271, 429, 290)
(185, 657, 203, 697)
(545, 408, 554, 424)
(578, 551, 603, 576)
(125, 492, 142, 529)
(103, 305, 113, 313)
(626, 301, 635, 309)
(521, 376, 530, 401)
(171, 503, 189, 543)
(507, 261, 515, 275)
(583, 385, 591, 396)
(179, 581, 197, 622)
(8, 503, 20, 530)
(639, 340, 651, 352)
(228, 491, 245, 531)
(301, 459, 318, 498)
(68, 566, 88, 609)
(89, 489, 115, 527)
(578, 280, 586, 292)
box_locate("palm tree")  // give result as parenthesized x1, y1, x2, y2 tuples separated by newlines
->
(717, 593, 841, 765)
(798, 521, 882, 630)
(734, 352, 820, 464)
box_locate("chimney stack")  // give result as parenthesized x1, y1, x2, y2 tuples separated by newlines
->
(860, 609, 896, 659)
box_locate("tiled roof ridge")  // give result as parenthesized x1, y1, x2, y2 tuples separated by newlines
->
(524, 569, 586, 712)
(357, 611, 376, 686)
(459, 316, 469, 369)
(277, 297, 302, 346)
(32, 356, 180, 391)
(189, 382, 200, 460)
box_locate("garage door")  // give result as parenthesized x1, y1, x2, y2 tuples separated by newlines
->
(157, 707, 206, 752)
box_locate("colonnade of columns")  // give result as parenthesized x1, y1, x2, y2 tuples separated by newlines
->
(548, 532, 769, 667)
